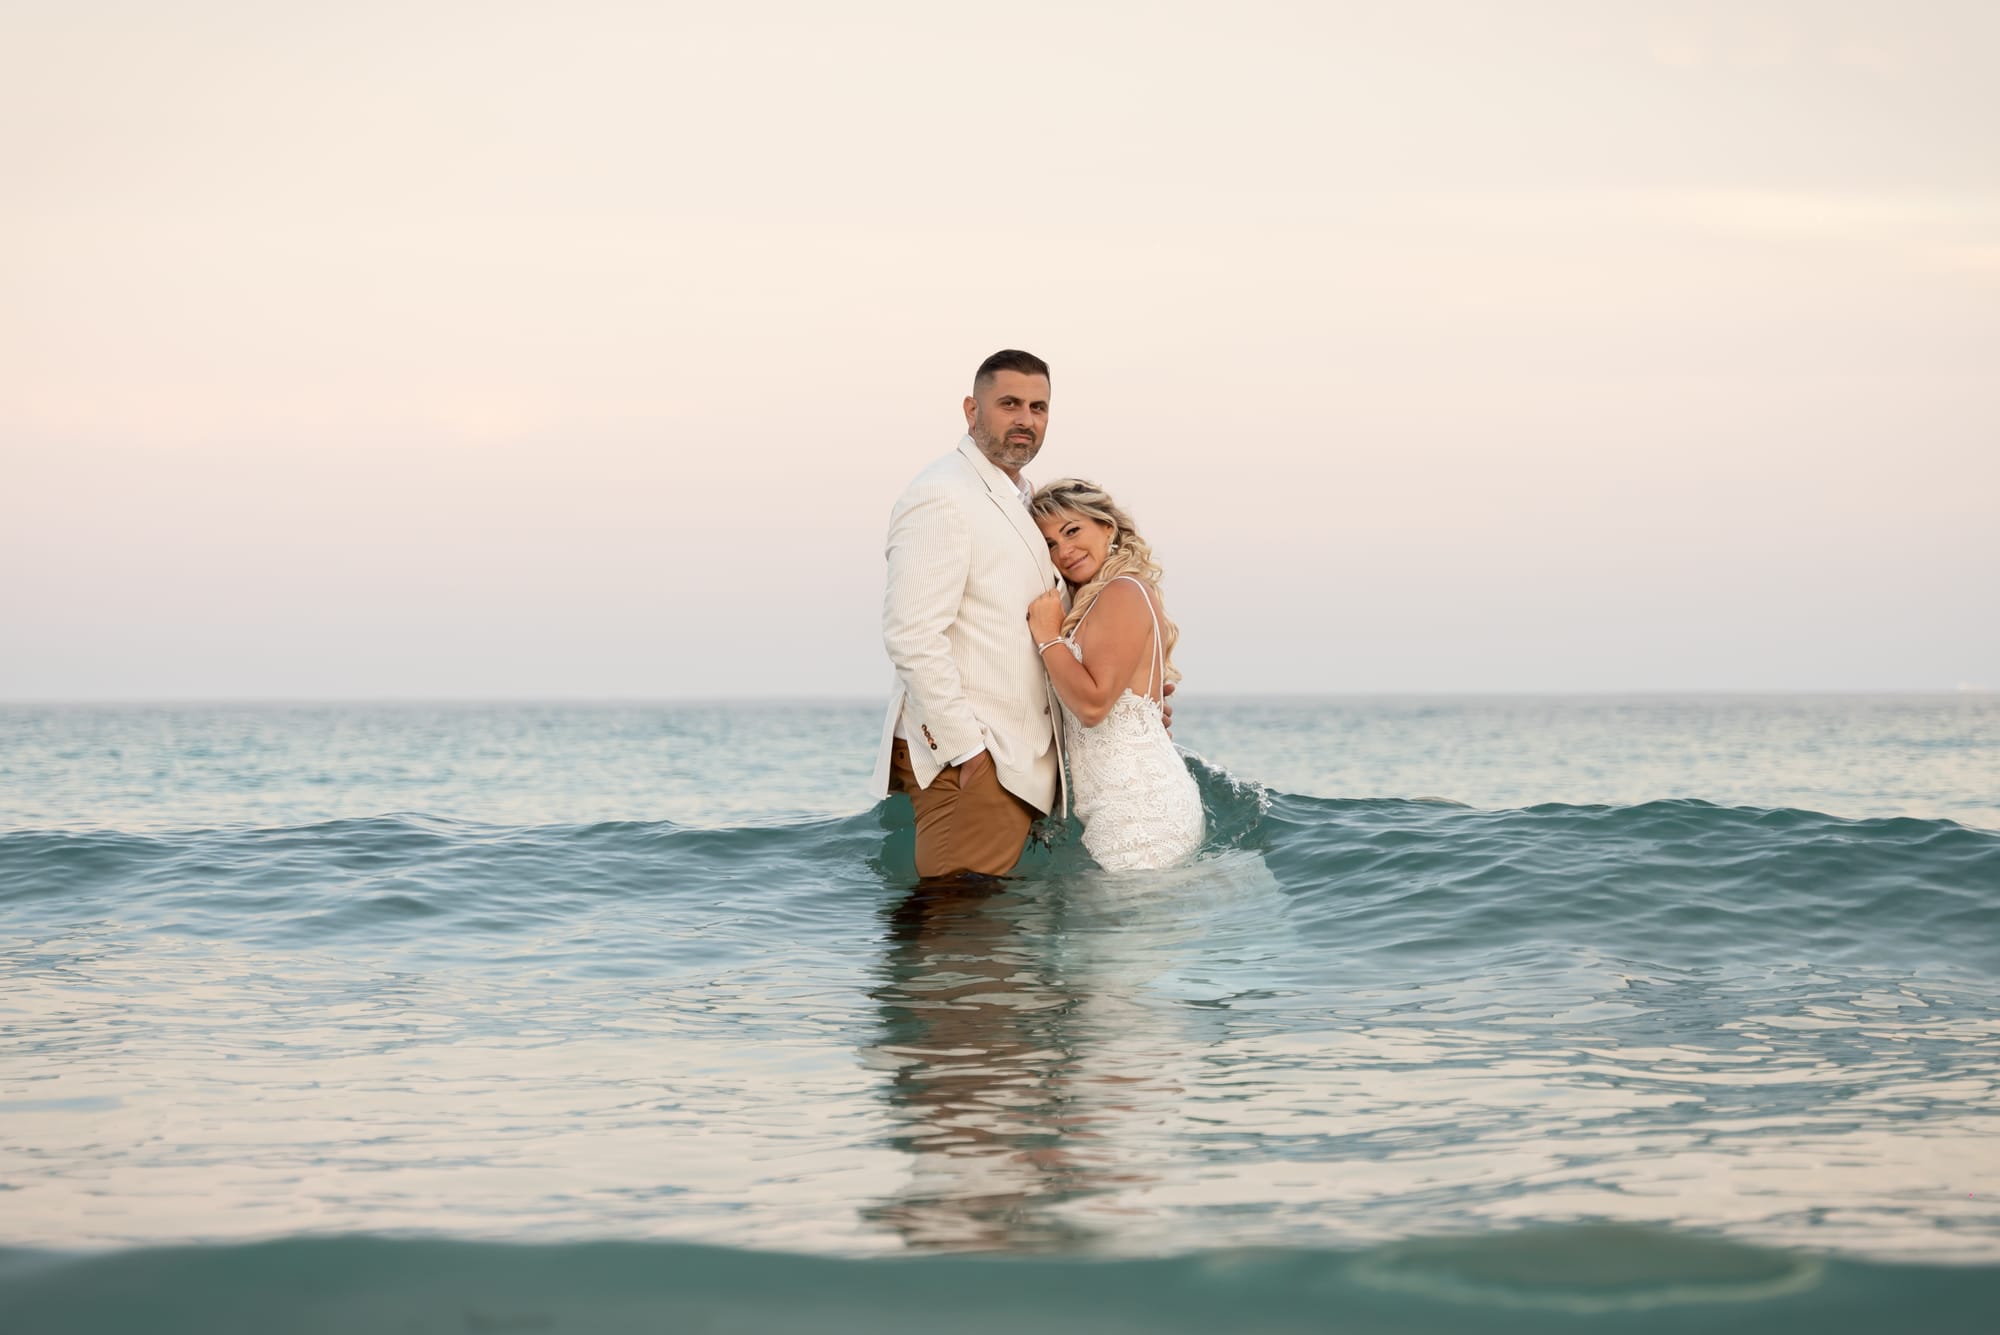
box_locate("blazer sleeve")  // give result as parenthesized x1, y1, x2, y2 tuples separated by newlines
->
(882, 486, 985, 760)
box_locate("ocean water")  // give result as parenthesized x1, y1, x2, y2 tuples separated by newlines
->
(2, 696, 1997, 1333)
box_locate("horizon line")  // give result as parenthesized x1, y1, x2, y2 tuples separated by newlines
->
(3, 687, 1992, 707)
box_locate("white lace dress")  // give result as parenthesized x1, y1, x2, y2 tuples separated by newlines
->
(1061, 576, 1205, 871)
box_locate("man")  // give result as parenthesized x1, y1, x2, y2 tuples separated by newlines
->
(871, 350, 1065, 879)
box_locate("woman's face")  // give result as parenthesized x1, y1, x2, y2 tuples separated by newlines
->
(1036, 509, 1116, 586)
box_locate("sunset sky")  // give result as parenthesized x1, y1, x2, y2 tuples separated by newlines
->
(5, 0, 1995, 697)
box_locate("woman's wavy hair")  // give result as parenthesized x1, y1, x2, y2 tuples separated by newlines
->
(1029, 477, 1181, 685)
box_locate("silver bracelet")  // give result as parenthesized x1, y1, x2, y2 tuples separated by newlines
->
(1036, 637, 1066, 655)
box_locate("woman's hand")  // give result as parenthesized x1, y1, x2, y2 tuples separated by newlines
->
(1027, 589, 1066, 643)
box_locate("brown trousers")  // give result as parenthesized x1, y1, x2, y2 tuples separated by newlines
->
(887, 739, 1039, 879)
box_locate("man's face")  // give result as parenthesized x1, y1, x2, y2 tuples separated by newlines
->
(963, 371, 1050, 479)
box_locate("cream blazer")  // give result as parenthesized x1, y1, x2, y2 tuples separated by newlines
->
(871, 437, 1066, 817)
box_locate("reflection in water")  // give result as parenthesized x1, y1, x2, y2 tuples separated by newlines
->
(865, 855, 1292, 1251)
(10, 765, 1998, 1263)
(857, 848, 2000, 1261)
(866, 879, 1124, 1249)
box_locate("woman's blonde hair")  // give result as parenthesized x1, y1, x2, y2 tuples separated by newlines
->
(1029, 477, 1181, 685)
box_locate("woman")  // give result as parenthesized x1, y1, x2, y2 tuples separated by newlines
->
(1026, 479, 1204, 871)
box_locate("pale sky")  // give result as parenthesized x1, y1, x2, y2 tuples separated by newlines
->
(4, 0, 1996, 697)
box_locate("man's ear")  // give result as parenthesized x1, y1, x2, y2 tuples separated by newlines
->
(963, 396, 977, 428)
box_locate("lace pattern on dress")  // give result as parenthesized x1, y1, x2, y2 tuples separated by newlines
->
(1060, 576, 1204, 871)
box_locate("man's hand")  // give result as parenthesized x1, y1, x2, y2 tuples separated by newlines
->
(1161, 680, 1175, 736)
(958, 750, 991, 786)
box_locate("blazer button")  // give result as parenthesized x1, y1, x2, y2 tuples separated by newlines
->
(921, 724, 938, 751)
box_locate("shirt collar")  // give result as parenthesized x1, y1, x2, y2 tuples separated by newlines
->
(957, 434, 1035, 508)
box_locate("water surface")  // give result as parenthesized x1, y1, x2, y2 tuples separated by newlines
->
(2, 698, 1996, 1327)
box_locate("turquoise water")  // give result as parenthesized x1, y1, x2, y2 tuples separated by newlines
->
(3, 697, 1997, 1330)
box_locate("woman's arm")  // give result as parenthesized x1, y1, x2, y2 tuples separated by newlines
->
(1026, 579, 1155, 727)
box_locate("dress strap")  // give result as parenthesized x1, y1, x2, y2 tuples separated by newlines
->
(1077, 574, 1163, 704)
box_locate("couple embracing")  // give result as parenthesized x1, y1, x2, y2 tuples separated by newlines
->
(870, 350, 1204, 879)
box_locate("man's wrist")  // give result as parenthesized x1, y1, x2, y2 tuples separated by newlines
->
(948, 744, 987, 767)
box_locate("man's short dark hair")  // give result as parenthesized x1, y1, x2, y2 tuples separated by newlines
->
(974, 349, 1050, 392)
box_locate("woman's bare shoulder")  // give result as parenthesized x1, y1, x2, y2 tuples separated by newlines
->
(1081, 576, 1159, 636)
(1104, 574, 1163, 614)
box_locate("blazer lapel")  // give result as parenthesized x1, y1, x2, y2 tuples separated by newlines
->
(956, 438, 1053, 580)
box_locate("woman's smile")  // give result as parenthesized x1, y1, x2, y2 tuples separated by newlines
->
(1035, 509, 1116, 586)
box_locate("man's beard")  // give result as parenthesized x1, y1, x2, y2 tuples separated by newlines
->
(973, 422, 1040, 471)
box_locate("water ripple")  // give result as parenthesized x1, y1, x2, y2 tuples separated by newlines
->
(2, 707, 1997, 1267)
